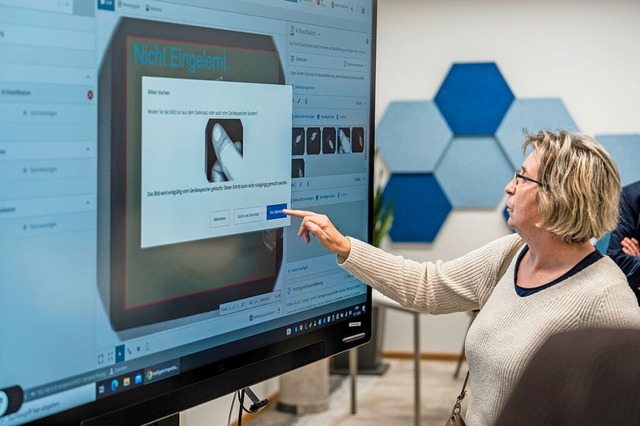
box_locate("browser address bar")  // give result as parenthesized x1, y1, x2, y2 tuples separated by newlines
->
(0, 0, 72, 14)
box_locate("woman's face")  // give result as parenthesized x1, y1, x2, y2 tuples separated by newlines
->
(505, 151, 543, 235)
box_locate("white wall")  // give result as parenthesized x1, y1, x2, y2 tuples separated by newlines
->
(182, 1, 640, 423)
(375, 0, 640, 355)
(375, 0, 640, 134)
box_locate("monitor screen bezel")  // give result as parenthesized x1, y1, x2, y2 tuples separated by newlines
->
(2, 1, 377, 424)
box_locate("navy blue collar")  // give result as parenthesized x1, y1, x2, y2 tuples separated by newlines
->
(514, 245, 602, 297)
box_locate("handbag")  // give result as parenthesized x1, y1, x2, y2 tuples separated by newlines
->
(445, 370, 469, 426)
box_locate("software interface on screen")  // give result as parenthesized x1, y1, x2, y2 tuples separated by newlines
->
(0, 0, 372, 423)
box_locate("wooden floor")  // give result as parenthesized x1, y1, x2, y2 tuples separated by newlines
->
(247, 358, 468, 426)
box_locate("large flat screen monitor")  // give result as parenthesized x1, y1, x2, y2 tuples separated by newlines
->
(0, 0, 376, 424)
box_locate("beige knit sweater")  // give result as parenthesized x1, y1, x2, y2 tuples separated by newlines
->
(339, 233, 640, 425)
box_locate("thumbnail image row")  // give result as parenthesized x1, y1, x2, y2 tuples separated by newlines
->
(292, 126, 365, 155)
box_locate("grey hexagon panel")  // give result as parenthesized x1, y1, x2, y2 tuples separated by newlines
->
(596, 134, 640, 186)
(435, 137, 513, 208)
(376, 101, 452, 173)
(496, 98, 579, 169)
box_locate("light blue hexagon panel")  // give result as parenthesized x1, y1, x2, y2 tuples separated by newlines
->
(435, 137, 513, 208)
(434, 63, 514, 136)
(495, 98, 579, 169)
(596, 134, 640, 186)
(382, 174, 452, 243)
(376, 101, 452, 173)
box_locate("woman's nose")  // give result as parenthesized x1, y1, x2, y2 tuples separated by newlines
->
(505, 179, 515, 194)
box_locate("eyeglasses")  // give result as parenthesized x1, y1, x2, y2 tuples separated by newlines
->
(512, 170, 546, 188)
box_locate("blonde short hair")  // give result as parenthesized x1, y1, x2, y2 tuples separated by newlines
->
(522, 130, 621, 243)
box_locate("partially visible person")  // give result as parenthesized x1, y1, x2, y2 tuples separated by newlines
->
(607, 180, 640, 304)
(494, 327, 640, 426)
(285, 130, 640, 425)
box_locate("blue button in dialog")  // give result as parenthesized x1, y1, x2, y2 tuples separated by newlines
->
(266, 203, 287, 220)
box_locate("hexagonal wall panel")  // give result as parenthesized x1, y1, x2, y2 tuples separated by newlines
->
(595, 233, 611, 255)
(496, 98, 579, 169)
(596, 134, 640, 186)
(435, 137, 513, 208)
(382, 174, 452, 243)
(376, 101, 452, 173)
(434, 63, 514, 136)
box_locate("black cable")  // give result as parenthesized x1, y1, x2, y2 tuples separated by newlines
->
(237, 390, 245, 426)
(230, 386, 269, 426)
(226, 392, 237, 426)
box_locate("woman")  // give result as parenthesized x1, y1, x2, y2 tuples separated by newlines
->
(284, 129, 640, 425)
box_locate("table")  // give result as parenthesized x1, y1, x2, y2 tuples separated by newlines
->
(349, 290, 423, 426)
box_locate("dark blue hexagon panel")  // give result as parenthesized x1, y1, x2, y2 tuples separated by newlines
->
(496, 98, 579, 169)
(382, 174, 452, 243)
(376, 101, 452, 173)
(435, 137, 513, 208)
(434, 63, 514, 136)
(595, 134, 640, 186)
(594, 233, 611, 255)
